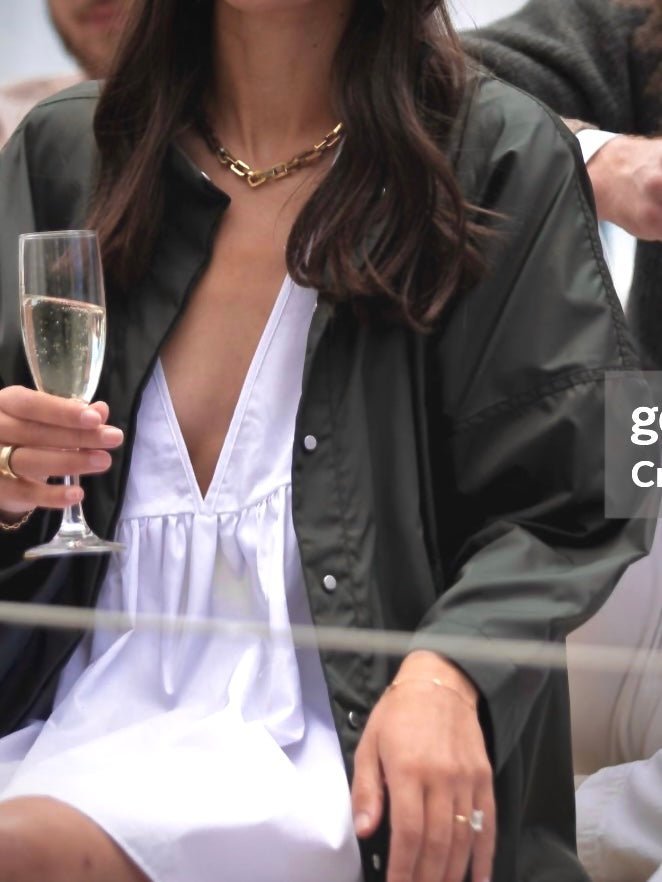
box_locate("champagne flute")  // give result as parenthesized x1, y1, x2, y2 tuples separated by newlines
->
(19, 230, 123, 558)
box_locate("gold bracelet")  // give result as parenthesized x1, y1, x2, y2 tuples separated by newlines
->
(388, 677, 478, 711)
(0, 509, 35, 532)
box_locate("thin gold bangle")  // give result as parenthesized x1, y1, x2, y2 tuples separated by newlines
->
(0, 509, 35, 532)
(388, 677, 478, 711)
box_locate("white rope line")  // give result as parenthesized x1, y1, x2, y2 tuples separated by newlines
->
(0, 600, 659, 678)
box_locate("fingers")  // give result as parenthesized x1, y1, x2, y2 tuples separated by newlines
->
(0, 386, 106, 429)
(438, 800, 472, 882)
(0, 387, 121, 451)
(352, 727, 384, 839)
(9, 447, 112, 481)
(0, 388, 121, 516)
(88, 400, 110, 424)
(415, 791, 494, 882)
(387, 776, 424, 882)
(414, 789, 453, 882)
(0, 476, 83, 513)
(471, 781, 496, 882)
(0, 412, 123, 453)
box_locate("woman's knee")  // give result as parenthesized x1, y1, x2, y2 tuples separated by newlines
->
(0, 799, 50, 882)
(0, 797, 145, 882)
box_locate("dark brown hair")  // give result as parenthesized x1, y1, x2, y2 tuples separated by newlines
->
(90, 0, 485, 329)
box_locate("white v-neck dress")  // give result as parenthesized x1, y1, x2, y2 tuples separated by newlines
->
(0, 277, 363, 882)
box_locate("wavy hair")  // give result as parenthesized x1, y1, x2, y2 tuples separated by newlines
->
(89, 0, 485, 329)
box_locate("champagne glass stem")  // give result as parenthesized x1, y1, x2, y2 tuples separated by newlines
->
(60, 475, 92, 538)
(19, 230, 123, 557)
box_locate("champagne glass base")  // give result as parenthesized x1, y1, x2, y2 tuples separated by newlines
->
(24, 533, 124, 559)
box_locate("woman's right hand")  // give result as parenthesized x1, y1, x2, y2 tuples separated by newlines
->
(0, 386, 124, 519)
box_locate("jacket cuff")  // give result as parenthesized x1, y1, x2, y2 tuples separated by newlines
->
(409, 616, 533, 773)
(575, 763, 629, 882)
(575, 128, 619, 165)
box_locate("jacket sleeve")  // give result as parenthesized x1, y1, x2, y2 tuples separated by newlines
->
(461, 0, 655, 135)
(411, 80, 655, 772)
(0, 121, 57, 567)
(0, 88, 97, 567)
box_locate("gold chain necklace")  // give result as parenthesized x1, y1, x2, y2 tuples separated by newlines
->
(197, 114, 345, 189)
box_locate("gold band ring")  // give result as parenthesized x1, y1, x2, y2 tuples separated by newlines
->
(0, 445, 19, 481)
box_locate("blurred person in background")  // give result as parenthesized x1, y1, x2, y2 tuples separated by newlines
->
(567, 550, 662, 882)
(464, 3, 662, 880)
(0, 0, 128, 147)
(463, 0, 662, 369)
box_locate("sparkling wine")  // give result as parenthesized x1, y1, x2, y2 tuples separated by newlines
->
(22, 295, 106, 402)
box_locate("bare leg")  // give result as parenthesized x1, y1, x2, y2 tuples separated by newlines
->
(0, 797, 149, 882)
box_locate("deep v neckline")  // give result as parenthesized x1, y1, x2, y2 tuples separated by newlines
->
(155, 275, 293, 512)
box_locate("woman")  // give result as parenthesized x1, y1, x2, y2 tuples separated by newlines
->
(568, 522, 662, 882)
(0, 1, 650, 881)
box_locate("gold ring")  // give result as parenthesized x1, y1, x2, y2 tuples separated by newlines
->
(454, 814, 470, 825)
(0, 445, 19, 480)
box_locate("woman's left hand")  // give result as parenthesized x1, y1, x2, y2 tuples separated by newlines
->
(351, 651, 496, 882)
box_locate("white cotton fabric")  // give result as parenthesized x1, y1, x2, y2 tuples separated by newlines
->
(0, 276, 363, 882)
(569, 518, 662, 882)
(575, 128, 636, 309)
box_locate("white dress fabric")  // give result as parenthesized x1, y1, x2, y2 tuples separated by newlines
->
(0, 276, 363, 882)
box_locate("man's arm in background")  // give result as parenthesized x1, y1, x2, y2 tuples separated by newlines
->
(462, 0, 662, 240)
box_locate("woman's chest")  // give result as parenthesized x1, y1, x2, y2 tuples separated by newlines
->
(159, 220, 290, 497)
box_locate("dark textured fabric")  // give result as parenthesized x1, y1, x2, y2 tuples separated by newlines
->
(463, 0, 662, 369)
(0, 78, 654, 881)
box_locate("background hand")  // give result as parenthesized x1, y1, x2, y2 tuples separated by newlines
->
(588, 134, 662, 240)
(352, 651, 496, 882)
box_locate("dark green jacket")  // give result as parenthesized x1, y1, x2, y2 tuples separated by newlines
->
(462, 0, 662, 370)
(0, 77, 651, 881)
